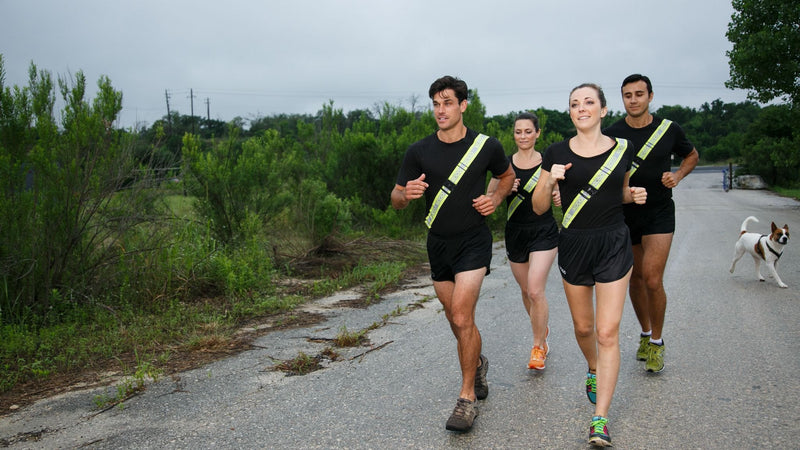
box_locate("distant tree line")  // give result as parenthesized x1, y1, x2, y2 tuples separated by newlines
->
(137, 95, 798, 188)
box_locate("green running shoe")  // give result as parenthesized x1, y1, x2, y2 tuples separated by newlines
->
(585, 372, 596, 404)
(588, 415, 612, 447)
(645, 342, 665, 373)
(636, 335, 649, 361)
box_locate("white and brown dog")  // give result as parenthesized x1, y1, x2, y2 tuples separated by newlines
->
(729, 216, 790, 288)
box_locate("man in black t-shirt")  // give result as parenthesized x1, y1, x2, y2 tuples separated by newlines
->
(391, 76, 514, 432)
(605, 74, 699, 374)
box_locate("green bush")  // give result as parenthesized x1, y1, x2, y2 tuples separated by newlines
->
(205, 220, 275, 297)
(0, 59, 167, 324)
(182, 129, 292, 244)
(294, 178, 352, 246)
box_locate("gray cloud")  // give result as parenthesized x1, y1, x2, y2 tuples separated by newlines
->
(0, 0, 750, 129)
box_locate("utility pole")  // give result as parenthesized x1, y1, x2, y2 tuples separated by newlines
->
(164, 89, 172, 132)
(189, 88, 196, 134)
(205, 97, 210, 121)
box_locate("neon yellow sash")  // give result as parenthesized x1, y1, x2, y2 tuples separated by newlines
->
(629, 119, 672, 177)
(424, 134, 489, 228)
(507, 166, 542, 219)
(561, 138, 628, 229)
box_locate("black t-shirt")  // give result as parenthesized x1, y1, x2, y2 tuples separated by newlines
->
(541, 138, 633, 230)
(604, 116, 695, 205)
(506, 157, 553, 225)
(396, 128, 509, 235)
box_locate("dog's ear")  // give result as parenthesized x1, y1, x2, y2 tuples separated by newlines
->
(771, 222, 778, 232)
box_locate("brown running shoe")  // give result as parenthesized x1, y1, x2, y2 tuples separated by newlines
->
(445, 398, 478, 432)
(474, 354, 488, 400)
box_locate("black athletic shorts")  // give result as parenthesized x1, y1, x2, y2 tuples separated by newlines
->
(557, 223, 633, 286)
(624, 199, 675, 245)
(505, 220, 559, 263)
(427, 225, 492, 282)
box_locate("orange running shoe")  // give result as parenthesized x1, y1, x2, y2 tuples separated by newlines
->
(528, 326, 550, 370)
(528, 346, 547, 370)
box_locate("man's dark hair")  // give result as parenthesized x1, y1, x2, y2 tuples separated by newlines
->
(429, 76, 469, 103)
(515, 112, 540, 132)
(621, 74, 653, 94)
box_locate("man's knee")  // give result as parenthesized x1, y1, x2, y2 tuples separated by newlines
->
(642, 268, 665, 292)
(449, 311, 476, 332)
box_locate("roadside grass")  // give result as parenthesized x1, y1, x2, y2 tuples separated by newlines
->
(0, 252, 422, 402)
(92, 350, 163, 410)
(0, 193, 427, 408)
(773, 186, 800, 201)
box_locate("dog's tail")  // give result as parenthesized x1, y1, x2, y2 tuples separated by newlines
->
(740, 216, 759, 235)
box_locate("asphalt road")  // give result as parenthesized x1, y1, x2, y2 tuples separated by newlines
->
(2, 168, 799, 449)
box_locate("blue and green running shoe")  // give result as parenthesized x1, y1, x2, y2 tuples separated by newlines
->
(585, 372, 596, 404)
(588, 415, 612, 447)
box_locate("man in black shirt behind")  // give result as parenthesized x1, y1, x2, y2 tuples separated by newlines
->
(605, 74, 699, 374)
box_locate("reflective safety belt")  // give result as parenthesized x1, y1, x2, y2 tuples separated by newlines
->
(424, 134, 489, 228)
(629, 119, 671, 177)
(507, 166, 541, 219)
(561, 138, 628, 229)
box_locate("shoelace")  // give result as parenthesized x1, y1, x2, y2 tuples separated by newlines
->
(591, 417, 608, 434)
(453, 399, 472, 417)
(475, 362, 486, 383)
(586, 374, 596, 390)
(531, 347, 546, 360)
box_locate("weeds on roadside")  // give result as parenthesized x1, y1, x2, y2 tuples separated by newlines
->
(93, 350, 162, 410)
(273, 352, 322, 376)
(1, 219, 424, 401)
(333, 325, 367, 347)
(320, 347, 340, 361)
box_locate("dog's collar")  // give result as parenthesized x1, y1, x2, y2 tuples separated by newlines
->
(760, 235, 783, 259)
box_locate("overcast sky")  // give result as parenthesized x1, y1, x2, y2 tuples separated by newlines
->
(1, 0, 751, 129)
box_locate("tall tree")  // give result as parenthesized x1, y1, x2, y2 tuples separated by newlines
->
(725, 0, 800, 105)
(463, 89, 486, 131)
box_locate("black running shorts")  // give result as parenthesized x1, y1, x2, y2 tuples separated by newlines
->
(557, 223, 633, 286)
(504, 220, 559, 264)
(623, 199, 675, 245)
(427, 225, 492, 282)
